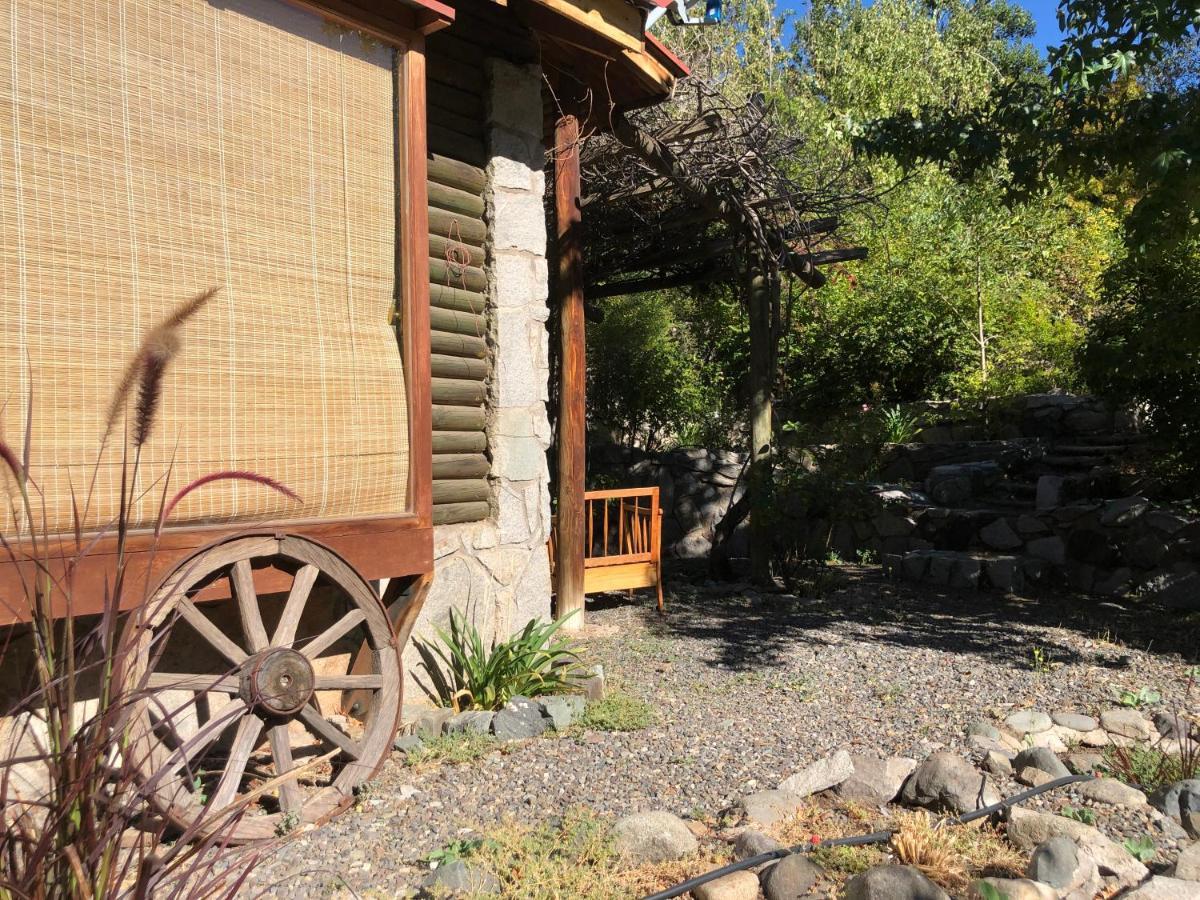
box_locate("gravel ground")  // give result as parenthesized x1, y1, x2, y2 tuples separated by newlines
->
(245, 565, 1200, 897)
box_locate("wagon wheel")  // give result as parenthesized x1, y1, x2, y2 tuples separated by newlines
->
(126, 534, 400, 843)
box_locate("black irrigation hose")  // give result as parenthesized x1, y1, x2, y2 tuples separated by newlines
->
(642, 774, 1097, 900)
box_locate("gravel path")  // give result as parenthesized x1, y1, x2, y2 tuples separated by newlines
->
(245, 566, 1199, 897)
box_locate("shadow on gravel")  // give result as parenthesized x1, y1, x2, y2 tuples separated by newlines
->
(587, 566, 1199, 673)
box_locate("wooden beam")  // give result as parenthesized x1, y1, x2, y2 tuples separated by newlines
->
(746, 254, 778, 587)
(555, 113, 587, 632)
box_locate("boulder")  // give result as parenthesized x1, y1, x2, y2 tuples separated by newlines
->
(1027, 536, 1066, 566)
(1062, 751, 1106, 775)
(394, 733, 424, 753)
(1052, 712, 1099, 733)
(834, 756, 919, 806)
(733, 829, 782, 863)
(693, 870, 759, 900)
(444, 710, 494, 735)
(423, 860, 501, 896)
(967, 721, 1002, 741)
(1101, 496, 1150, 527)
(1121, 876, 1200, 899)
(983, 751, 1013, 778)
(612, 811, 699, 863)
(1077, 777, 1148, 807)
(414, 707, 454, 737)
(969, 878, 1056, 900)
(1028, 835, 1102, 899)
(492, 696, 547, 740)
(779, 750, 854, 797)
(1174, 841, 1200, 881)
(759, 853, 824, 900)
(980, 518, 1023, 551)
(1153, 712, 1193, 740)
(898, 752, 1000, 814)
(1016, 766, 1056, 787)
(536, 695, 584, 731)
(844, 865, 950, 900)
(1154, 780, 1200, 828)
(1006, 710, 1053, 735)
(741, 790, 805, 828)
(1005, 807, 1147, 891)
(1013, 746, 1071, 779)
(1100, 708, 1153, 741)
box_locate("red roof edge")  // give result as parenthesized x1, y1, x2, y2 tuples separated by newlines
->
(644, 31, 690, 78)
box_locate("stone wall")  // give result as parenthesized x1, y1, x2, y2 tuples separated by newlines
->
(402, 60, 552, 674)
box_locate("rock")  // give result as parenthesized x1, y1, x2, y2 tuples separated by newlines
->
(1182, 788, 1200, 838)
(1100, 708, 1154, 741)
(779, 750, 854, 797)
(1027, 836, 1078, 889)
(1153, 711, 1192, 740)
(1101, 496, 1150, 526)
(1156, 780, 1200, 827)
(1077, 777, 1148, 807)
(967, 721, 1001, 741)
(1026, 730, 1069, 752)
(536, 695, 583, 731)
(492, 696, 547, 740)
(1052, 712, 1099, 732)
(414, 707, 454, 738)
(612, 811, 699, 863)
(980, 518, 1023, 551)
(969, 878, 1056, 900)
(759, 853, 824, 900)
(1005, 807, 1148, 891)
(423, 859, 501, 896)
(834, 756, 919, 805)
(1063, 751, 1106, 775)
(1013, 746, 1071, 779)
(1028, 536, 1066, 566)
(741, 790, 805, 828)
(1016, 766, 1056, 787)
(898, 752, 1000, 814)
(1006, 710, 1053, 735)
(444, 710, 494, 735)
(1036, 476, 1064, 511)
(1173, 841, 1200, 880)
(969, 735, 1011, 758)
(394, 733, 424, 753)
(1079, 728, 1111, 748)
(581, 664, 605, 701)
(1121, 876, 1200, 898)
(692, 870, 759, 900)
(844, 865, 949, 900)
(733, 829, 782, 872)
(984, 556, 1024, 592)
(984, 751, 1013, 778)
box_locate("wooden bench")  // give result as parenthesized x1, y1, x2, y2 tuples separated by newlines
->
(550, 487, 665, 613)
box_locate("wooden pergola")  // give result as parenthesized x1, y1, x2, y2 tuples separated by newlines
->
(533, 14, 871, 624)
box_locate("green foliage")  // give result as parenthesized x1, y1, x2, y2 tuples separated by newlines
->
(1061, 806, 1096, 825)
(972, 882, 1006, 900)
(404, 732, 498, 770)
(1104, 744, 1199, 790)
(1115, 686, 1162, 708)
(425, 837, 496, 867)
(577, 690, 655, 732)
(1122, 835, 1157, 863)
(878, 405, 922, 443)
(1082, 239, 1200, 489)
(414, 609, 584, 712)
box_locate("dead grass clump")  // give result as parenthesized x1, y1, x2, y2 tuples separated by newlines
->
(768, 799, 887, 879)
(890, 811, 1024, 893)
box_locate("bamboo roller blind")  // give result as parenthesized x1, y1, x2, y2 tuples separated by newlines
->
(0, 0, 409, 535)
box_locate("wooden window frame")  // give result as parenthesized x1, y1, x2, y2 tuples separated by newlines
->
(0, 2, 440, 625)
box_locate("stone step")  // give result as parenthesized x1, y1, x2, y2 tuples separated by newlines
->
(1069, 433, 1146, 447)
(885, 549, 1026, 592)
(1053, 444, 1129, 456)
(1040, 455, 1108, 469)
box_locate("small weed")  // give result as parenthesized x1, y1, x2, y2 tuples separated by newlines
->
(873, 681, 907, 705)
(1103, 744, 1198, 791)
(275, 811, 301, 837)
(426, 837, 493, 868)
(404, 731, 497, 771)
(973, 883, 1005, 900)
(1122, 835, 1157, 863)
(810, 844, 877, 875)
(855, 548, 878, 565)
(1061, 806, 1096, 825)
(1029, 646, 1053, 674)
(578, 690, 655, 732)
(1115, 686, 1162, 708)
(825, 550, 845, 566)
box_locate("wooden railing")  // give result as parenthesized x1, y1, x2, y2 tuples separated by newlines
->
(550, 487, 664, 613)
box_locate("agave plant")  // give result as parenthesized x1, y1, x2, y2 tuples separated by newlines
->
(414, 609, 584, 712)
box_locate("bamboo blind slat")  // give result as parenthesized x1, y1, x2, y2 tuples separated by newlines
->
(0, 0, 408, 534)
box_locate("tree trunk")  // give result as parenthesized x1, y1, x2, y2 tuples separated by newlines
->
(747, 254, 779, 588)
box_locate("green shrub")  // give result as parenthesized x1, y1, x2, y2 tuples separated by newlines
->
(578, 691, 655, 732)
(414, 609, 584, 712)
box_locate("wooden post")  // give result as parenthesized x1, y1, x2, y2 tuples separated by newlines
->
(747, 252, 779, 587)
(555, 113, 586, 631)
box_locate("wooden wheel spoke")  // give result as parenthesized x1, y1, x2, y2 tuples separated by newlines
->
(300, 609, 366, 661)
(232, 559, 270, 653)
(273, 564, 319, 648)
(155, 698, 249, 779)
(297, 704, 362, 759)
(177, 598, 249, 667)
(268, 724, 303, 815)
(209, 713, 265, 812)
(145, 673, 239, 693)
(313, 674, 383, 691)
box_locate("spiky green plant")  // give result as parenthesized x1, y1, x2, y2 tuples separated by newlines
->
(414, 609, 583, 712)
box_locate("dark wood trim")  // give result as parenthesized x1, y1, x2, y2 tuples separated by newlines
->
(554, 113, 587, 631)
(286, 0, 453, 44)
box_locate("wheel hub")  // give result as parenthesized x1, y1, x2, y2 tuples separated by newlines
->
(241, 648, 315, 716)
